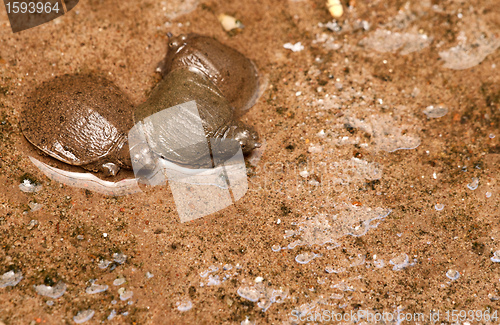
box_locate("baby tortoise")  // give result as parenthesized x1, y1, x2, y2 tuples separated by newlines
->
(21, 73, 135, 176)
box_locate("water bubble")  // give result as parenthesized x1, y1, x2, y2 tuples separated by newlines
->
(446, 269, 460, 281)
(389, 254, 415, 271)
(113, 276, 126, 286)
(271, 244, 281, 252)
(237, 287, 260, 302)
(85, 283, 108, 294)
(28, 202, 43, 212)
(359, 29, 432, 55)
(439, 32, 500, 70)
(435, 203, 445, 211)
(373, 259, 385, 268)
(46, 300, 54, 306)
(349, 254, 365, 267)
(98, 259, 111, 269)
(490, 134, 496, 139)
(176, 299, 193, 312)
(200, 265, 219, 278)
(486, 192, 492, 198)
(146, 272, 154, 279)
(237, 283, 288, 312)
(423, 105, 448, 118)
(27, 219, 39, 230)
(119, 289, 133, 301)
(295, 252, 320, 264)
(284, 205, 391, 250)
(206, 275, 221, 286)
(107, 309, 117, 320)
(73, 309, 94, 324)
(19, 179, 42, 193)
(467, 177, 479, 190)
(0, 270, 23, 288)
(491, 250, 500, 263)
(241, 316, 256, 325)
(325, 266, 345, 274)
(34, 281, 67, 299)
(112, 252, 127, 264)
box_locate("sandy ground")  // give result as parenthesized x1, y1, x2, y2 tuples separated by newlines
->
(0, 0, 499, 324)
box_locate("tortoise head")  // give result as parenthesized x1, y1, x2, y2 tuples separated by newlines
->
(232, 123, 261, 155)
(167, 33, 189, 53)
(100, 140, 134, 177)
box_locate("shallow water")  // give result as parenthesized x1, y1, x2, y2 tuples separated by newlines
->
(0, 0, 499, 323)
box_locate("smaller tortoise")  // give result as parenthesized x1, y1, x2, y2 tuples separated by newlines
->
(21, 73, 135, 176)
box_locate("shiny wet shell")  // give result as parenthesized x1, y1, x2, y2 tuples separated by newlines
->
(21, 73, 135, 171)
(161, 33, 260, 116)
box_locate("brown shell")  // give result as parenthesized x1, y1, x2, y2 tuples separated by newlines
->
(160, 33, 260, 116)
(21, 73, 134, 170)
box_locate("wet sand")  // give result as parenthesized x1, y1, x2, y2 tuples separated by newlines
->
(0, 0, 499, 324)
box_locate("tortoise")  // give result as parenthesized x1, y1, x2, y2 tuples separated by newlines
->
(21, 35, 261, 178)
(132, 67, 260, 171)
(20, 73, 135, 177)
(159, 33, 260, 117)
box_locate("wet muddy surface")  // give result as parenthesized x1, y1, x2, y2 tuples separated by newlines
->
(0, 0, 499, 324)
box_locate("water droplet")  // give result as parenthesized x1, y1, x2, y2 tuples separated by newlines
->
(491, 250, 500, 263)
(34, 281, 66, 298)
(107, 309, 117, 320)
(435, 203, 445, 211)
(389, 254, 415, 271)
(0, 270, 23, 288)
(112, 252, 127, 264)
(446, 269, 460, 281)
(73, 309, 94, 324)
(423, 105, 448, 118)
(86, 283, 108, 294)
(119, 289, 133, 301)
(19, 179, 42, 193)
(467, 177, 479, 190)
(295, 252, 320, 264)
(176, 299, 193, 312)
(113, 277, 126, 286)
(271, 244, 281, 252)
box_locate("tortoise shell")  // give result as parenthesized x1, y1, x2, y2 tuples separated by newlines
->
(160, 33, 260, 116)
(21, 73, 135, 176)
